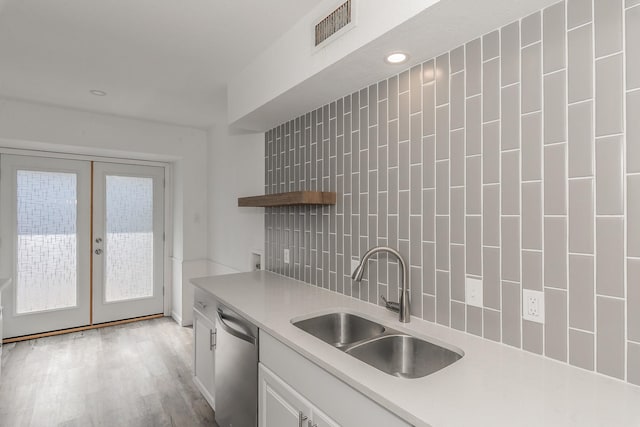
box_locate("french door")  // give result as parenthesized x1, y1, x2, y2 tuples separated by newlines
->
(0, 155, 91, 337)
(0, 154, 165, 338)
(92, 162, 164, 324)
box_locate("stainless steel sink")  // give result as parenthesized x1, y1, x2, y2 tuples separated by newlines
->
(292, 312, 463, 378)
(293, 312, 386, 348)
(346, 334, 463, 378)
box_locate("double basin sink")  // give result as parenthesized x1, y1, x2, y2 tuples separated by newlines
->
(293, 312, 462, 379)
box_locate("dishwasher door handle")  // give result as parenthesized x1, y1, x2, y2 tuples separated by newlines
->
(216, 309, 257, 346)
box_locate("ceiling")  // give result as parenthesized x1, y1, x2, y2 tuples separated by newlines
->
(233, 0, 559, 131)
(0, 0, 318, 128)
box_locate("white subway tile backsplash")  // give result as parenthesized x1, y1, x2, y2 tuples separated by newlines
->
(568, 23, 593, 103)
(596, 217, 624, 298)
(521, 11, 542, 46)
(569, 329, 595, 370)
(483, 30, 500, 60)
(523, 250, 543, 291)
(597, 296, 625, 379)
(484, 308, 502, 342)
(543, 2, 566, 73)
(522, 182, 543, 250)
(568, 101, 594, 178)
(465, 38, 482, 96)
(521, 43, 542, 114)
(594, 0, 623, 58)
(435, 53, 450, 106)
(569, 179, 594, 253)
(502, 282, 522, 347)
(450, 45, 465, 73)
(568, 0, 593, 29)
(501, 21, 520, 86)
(483, 247, 501, 310)
(465, 95, 482, 155)
(627, 6, 640, 90)
(523, 320, 544, 354)
(544, 144, 568, 215)
(501, 217, 521, 282)
(501, 150, 520, 215)
(595, 135, 624, 214)
(483, 59, 501, 122)
(522, 112, 543, 181)
(501, 85, 520, 150)
(466, 156, 482, 214)
(483, 122, 501, 184)
(569, 254, 595, 331)
(595, 54, 624, 137)
(266, 0, 634, 386)
(545, 288, 568, 362)
(544, 217, 568, 288)
(483, 184, 501, 247)
(543, 71, 567, 144)
(450, 73, 465, 130)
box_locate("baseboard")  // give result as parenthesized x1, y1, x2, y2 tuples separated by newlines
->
(171, 310, 183, 326)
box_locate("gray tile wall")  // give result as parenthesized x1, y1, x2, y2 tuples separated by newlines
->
(264, 0, 640, 385)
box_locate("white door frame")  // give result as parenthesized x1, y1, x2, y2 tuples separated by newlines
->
(0, 146, 174, 320)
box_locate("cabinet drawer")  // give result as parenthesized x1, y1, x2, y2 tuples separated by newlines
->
(260, 331, 411, 427)
(193, 288, 217, 321)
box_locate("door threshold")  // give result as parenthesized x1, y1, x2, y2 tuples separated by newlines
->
(2, 313, 164, 344)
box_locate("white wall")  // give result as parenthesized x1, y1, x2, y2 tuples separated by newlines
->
(227, 0, 439, 126)
(0, 97, 208, 325)
(207, 95, 265, 275)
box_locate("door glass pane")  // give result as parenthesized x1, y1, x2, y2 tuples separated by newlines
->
(105, 176, 154, 302)
(16, 170, 78, 313)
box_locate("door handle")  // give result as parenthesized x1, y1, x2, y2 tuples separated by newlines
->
(298, 411, 308, 427)
(95, 237, 103, 243)
(94, 249, 103, 255)
(210, 328, 217, 350)
(215, 309, 256, 345)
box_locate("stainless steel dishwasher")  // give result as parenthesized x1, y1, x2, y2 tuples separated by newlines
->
(214, 303, 259, 427)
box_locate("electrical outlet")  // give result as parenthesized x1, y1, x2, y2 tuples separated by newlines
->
(465, 277, 483, 308)
(283, 248, 290, 264)
(351, 258, 360, 275)
(522, 289, 545, 323)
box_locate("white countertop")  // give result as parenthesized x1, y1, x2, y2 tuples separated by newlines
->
(191, 271, 640, 427)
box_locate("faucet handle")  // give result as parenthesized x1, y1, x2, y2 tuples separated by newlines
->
(380, 295, 400, 313)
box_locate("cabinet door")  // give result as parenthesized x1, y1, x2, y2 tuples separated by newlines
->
(312, 408, 340, 427)
(259, 364, 311, 427)
(193, 308, 215, 409)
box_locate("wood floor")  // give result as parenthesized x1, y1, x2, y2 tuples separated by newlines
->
(0, 317, 218, 427)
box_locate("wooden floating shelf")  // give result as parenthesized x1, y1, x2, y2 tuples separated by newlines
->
(238, 191, 336, 207)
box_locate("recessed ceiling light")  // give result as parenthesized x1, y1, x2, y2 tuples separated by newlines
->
(90, 90, 107, 96)
(385, 52, 409, 64)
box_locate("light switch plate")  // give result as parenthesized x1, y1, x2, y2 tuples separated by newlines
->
(522, 289, 545, 323)
(351, 258, 360, 275)
(465, 277, 483, 308)
(283, 248, 290, 264)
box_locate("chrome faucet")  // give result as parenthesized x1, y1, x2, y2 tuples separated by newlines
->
(351, 246, 410, 323)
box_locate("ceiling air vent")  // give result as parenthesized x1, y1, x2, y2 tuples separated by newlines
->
(315, 0, 353, 47)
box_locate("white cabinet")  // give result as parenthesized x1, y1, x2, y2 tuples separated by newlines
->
(260, 331, 411, 427)
(193, 307, 215, 409)
(312, 408, 340, 427)
(259, 364, 339, 427)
